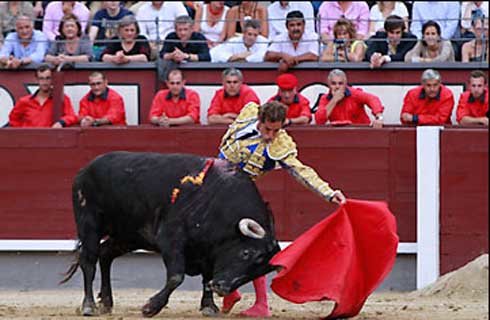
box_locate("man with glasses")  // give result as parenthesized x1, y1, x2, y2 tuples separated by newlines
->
(8, 64, 78, 127)
(79, 71, 126, 127)
(149, 69, 200, 126)
(207, 68, 260, 125)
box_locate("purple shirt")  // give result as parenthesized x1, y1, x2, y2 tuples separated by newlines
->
(42, 1, 90, 41)
(318, 1, 370, 39)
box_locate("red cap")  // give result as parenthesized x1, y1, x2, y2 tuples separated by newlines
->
(276, 73, 298, 90)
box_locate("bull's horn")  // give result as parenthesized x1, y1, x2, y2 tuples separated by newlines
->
(239, 218, 266, 239)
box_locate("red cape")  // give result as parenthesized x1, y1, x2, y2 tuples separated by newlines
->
(270, 199, 398, 319)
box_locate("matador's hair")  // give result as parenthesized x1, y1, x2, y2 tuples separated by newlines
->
(258, 101, 287, 123)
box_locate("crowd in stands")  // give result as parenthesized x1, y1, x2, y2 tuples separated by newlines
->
(0, 1, 488, 68)
(1, 2, 488, 129)
(5, 64, 489, 128)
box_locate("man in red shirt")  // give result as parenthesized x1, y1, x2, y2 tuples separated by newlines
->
(149, 69, 200, 126)
(267, 73, 311, 125)
(401, 69, 454, 125)
(315, 69, 384, 127)
(207, 68, 260, 125)
(456, 70, 488, 126)
(8, 64, 78, 127)
(79, 72, 126, 127)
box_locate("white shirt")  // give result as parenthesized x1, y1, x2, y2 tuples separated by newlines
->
(369, 2, 409, 34)
(267, 31, 319, 57)
(461, 1, 489, 29)
(210, 35, 269, 62)
(200, 4, 228, 43)
(267, 2, 315, 39)
(136, 2, 188, 41)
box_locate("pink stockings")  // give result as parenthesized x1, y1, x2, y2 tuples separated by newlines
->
(221, 275, 271, 317)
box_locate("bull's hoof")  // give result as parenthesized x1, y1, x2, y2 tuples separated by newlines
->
(141, 302, 161, 318)
(98, 304, 112, 315)
(201, 306, 220, 317)
(81, 305, 97, 316)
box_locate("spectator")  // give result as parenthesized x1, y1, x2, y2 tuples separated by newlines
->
(315, 69, 384, 127)
(224, 1, 268, 39)
(136, 1, 188, 45)
(320, 18, 366, 62)
(88, 1, 134, 60)
(33, 1, 45, 31)
(366, 15, 417, 67)
(267, 73, 311, 125)
(0, 15, 48, 69)
(149, 69, 200, 126)
(461, 16, 489, 62)
(101, 15, 151, 64)
(193, 1, 228, 48)
(79, 71, 127, 127)
(160, 15, 210, 63)
(401, 69, 454, 125)
(318, 1, 370, 41)
(0, 1, 34, 44)
(265, 10, 319, 72)
(405, 20, 455, 62)
(210, 19, 268, 62)
(267, 1, 315, 39)
(368, 1, 409, 35)
(8, 64, 78, 128)
(44, 14, 92, 66)
(42, 1, 90, 41)
(461, 1, 488, 35)
(410, 1, 460, 40)
(456, 70, 488, 126)
(207, 68, 260, 125)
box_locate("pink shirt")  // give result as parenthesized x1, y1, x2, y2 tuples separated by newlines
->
(42, 1, 90, 41)
(318, 1, 370, 39)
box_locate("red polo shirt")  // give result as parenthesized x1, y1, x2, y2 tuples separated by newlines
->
(456, 89, 488, 123)
(268, 93, 312, 120)
(9, 91, 78, 127)
(207, 84, 260, 116)
(315, 87, 384, 125)
(401, 85, 454, 125)
(149, 88, 200, 123)
(79, 88, 126, 125)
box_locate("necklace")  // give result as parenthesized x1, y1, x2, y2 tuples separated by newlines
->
(208, 4, 224, 16)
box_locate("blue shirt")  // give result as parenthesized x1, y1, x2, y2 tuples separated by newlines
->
(92, 8, 134, 45)
(0, 30, 48, 63)
(410, 2, 461, 40)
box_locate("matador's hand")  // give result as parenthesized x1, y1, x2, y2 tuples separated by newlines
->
(330, 190, 347, 205)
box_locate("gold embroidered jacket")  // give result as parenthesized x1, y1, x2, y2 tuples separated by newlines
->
(218, 102, 335, 201)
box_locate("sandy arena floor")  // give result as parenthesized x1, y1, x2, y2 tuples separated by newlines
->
(0, 255, 487, 320)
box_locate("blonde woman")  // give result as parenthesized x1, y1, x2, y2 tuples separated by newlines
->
(321, 18, 366, 62)
(224, 1, 268, 39)
(369, 1, 409, 35)
(194, 1, 228, 48)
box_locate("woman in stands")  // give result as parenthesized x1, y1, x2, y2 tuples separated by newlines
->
(461, 17, 489, 62)
(193, 1, 228, 48)
(44, 14, 92, 66)
(320, 18, 366, 62)
(101, 15, 151, 64)
(224, 1, 268, 39)
(405, 20, 455, 63)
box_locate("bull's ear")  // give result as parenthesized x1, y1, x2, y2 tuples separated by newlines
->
(238, 218, 266, 239)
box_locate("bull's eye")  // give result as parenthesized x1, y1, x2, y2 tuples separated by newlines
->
(241, 249, 250, 260)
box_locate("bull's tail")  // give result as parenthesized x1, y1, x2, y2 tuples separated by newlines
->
(59, 240, 82, 284)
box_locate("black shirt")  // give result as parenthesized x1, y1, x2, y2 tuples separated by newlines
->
(160, 32, 211, 61)
(365, 31, 417, 62)
(101, 35, 151, 60)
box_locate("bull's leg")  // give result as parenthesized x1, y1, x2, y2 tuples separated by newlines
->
(97, 238, 129, 314)
(79, 232, 100, 316)
(141, 242, 185, 317)
(200, 274, 219, 317)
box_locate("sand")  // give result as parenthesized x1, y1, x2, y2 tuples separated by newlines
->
(0, 254, 487, 320)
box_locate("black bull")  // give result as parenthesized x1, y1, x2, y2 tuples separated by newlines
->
(61, 151, 280, 317)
